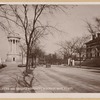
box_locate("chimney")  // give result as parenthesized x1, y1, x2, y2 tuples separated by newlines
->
(92, 34, 96, 40)
(97, 33, 100, 38)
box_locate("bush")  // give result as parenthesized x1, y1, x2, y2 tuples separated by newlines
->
(81, 58, 100, 67)
(0, 64, 7, 69)
(46, 64, 51, 68)
(18, 64, 26, 67)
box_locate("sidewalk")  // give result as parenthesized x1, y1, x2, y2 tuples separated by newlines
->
(0, 63, 24, 93)
(0, 63, 44, 93)
(59, 64, 100, 70)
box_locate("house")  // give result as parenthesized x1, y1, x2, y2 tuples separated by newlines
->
(83, 33, 100, 67)
(85, 33, 100, 59)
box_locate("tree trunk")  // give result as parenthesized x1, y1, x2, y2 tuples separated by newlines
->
(32, 55, 34, 68)
(22, 51, 23, 65)
(79, 53, 82, 67)
(35, 57, 37, 68)
(26, 46, 30, 72)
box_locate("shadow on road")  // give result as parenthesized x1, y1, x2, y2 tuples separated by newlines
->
(90, 70, 100, 73)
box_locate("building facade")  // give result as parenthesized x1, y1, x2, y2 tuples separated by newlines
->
(6, 32, 21, 62)
(86, 33, 100, 59)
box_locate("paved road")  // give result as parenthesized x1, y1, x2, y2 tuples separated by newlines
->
(0, 63, 100, 93)
(34, 65, 100, 93)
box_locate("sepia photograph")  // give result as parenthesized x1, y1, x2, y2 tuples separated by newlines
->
(0, 3, 100, 93)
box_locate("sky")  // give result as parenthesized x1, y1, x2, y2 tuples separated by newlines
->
(40, 5, 100, 54)
(0, 4, 100, 59)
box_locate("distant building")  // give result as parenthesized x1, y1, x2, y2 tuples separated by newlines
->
(6, 32, 21, 62)
(85, 33, 100, 59)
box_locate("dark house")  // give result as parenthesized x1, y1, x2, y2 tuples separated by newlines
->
(86, 33, 100, 59)
(83, 33, 100, 67)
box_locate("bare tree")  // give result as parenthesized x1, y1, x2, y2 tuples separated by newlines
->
(19, 43, 27, 65)
(0, 4, 71, 91)
(58, 39, 78, 65)
(58, 34, 90, 66)
(86, 17, 100, 36)
(0, 5, 69, 72)
(0, 5, 46, 72)
(59, 38, 78, 58)
(74, 35, 90, 66)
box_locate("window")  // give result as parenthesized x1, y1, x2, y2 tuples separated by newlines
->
(13, 40, 15, 44)
(13, 57, 15, 61)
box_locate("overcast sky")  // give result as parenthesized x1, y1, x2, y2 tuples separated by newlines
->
(40, 5, 100, 53)
(0, 4, 100, 59)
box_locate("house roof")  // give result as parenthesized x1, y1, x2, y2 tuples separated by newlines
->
(85, 37, 100, 45)
(7, 32, 20, 39)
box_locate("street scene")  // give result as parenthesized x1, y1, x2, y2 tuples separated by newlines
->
(0, 63, 100, 93)
(0, 4, 100, 93)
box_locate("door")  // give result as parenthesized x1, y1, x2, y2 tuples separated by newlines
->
(13, 57, 15, 61)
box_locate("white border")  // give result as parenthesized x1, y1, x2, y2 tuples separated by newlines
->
(0, 2, 100, 4)
(0, 93, 100, 98)
(0, 2, 100, 98)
